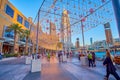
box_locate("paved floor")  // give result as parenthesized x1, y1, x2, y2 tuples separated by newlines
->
(0, 57, 120, 80)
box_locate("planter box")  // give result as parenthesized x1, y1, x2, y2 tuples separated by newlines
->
(63, 55, 67, 62)
(31, 59, 41, 72)
(25, 57, 32, 64)
(80, 56, 88, 66)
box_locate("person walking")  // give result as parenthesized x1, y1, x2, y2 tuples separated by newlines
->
(88, 52, 93, 67)
(103, 49, 120, 80)
(58, 51, 61, 62)
(66, 51, 69, 58)
(47, 52, 50, 61)
(92, 52, 96, 67)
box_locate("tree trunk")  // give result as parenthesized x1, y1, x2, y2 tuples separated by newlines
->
(25, 37, 28, 54)
(14, 32, 17, 53)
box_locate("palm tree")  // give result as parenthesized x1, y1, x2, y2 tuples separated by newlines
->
(7, 23, 23, 53)
(23, 30, 30, 54)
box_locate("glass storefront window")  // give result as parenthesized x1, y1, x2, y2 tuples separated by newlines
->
(3, 26, 14, 39)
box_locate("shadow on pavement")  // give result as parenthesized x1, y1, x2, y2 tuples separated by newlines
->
(23, 72, 41, 80)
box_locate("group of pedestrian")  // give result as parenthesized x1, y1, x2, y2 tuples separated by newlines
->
(58, 51, 72, 62)
(58, 51, 64, 62)
(87, 51, 96, 67)
(46, 51, 56, 62)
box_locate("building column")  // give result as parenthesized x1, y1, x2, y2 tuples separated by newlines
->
(112, 0, 120, 37)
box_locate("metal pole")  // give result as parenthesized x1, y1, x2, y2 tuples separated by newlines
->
(36, 11, 40, 59)
(35, 0, 45, 59)
(81, 21, 85, 54)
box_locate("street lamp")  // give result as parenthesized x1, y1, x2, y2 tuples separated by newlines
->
(35, 0, 45, 59)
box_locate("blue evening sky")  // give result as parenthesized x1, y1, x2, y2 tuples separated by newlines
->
(9, 0, 119, 46)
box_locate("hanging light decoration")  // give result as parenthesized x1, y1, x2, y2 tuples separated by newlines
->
(79, 15, 83, 18)
(89, 8, 94, 13)
(81, 17, 86, 22)
(102, 0, 105, 3)
(46, 19, 49, 23)
(55, 19, 58, 22)
(51, 5, 54, 8)
(46, 27, 49, 30)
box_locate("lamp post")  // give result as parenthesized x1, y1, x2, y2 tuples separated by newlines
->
(81, 20, 85, 54)
(35, 0, 45, 59)
(36, 11, 40, 58)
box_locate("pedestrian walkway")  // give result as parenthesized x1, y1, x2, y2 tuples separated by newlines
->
(41, 64, 78, 80)
(0, 57, 120, 80)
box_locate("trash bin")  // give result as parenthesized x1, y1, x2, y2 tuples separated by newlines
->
(25, 56, 32, 64)
(80, 56, 88, 66)
(63, 55, 67, 62)
(31, 59, 41, 72)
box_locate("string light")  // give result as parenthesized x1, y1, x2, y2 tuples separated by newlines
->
(31, 0, 114, 50)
